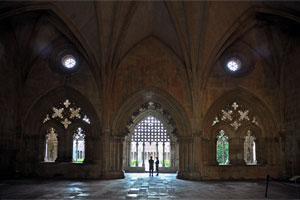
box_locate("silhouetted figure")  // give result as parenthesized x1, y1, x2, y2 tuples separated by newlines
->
(149, 156, 154, 176)
(155, 157, 159, 176)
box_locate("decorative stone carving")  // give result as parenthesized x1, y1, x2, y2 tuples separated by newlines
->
(212, 101, 259, 130)
(43, 99, 91, 129)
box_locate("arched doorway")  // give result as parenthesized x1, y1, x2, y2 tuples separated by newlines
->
(123, 102, 179, 172)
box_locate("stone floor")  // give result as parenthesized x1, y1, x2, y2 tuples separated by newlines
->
(0, 173, 298, 199)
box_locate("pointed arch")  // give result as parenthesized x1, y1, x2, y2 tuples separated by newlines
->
(23, 85, 101, 138)
(112, 87, 192, 138)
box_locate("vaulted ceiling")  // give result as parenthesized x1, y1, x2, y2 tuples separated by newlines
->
(1, 1, 300, 131)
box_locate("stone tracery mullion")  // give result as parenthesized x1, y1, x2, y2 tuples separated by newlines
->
(43, 99, 91, 129)
(212, 101, 259, 130)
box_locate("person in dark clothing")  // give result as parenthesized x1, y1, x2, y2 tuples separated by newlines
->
(155, 157, 159, 176)
(149, 156, 154, 176)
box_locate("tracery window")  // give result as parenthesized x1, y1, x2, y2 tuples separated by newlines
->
(44, 128, 58, 162)
(42, 99, 91, 164)
(73, 127, 85, 163)
(244, 130, 257, 165)
(212, 101, 260, 165)
(130, 116, 170, 168)
(212, 101, 259, 130)
(43, 99, 91, 129)
(216, 130, 229, 165)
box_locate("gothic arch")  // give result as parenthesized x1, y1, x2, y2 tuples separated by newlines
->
(112, 87, 192, 138)
(203, 88, 279, 166)
(19, 86, 103, 176)
(23, 85, 101, 138)
(122, 101, 180, 172)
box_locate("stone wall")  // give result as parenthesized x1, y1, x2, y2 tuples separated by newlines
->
(283, 30, 300, 176)
(0, 22, 20, 177)
(0, 1, 299, 180)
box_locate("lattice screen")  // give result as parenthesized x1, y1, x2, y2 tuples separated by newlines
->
(131, 116, 170, 143)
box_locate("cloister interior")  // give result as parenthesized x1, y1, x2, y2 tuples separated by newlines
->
(0, 1, 300, 199)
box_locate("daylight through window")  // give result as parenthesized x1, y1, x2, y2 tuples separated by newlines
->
(130, 116, 171, 169)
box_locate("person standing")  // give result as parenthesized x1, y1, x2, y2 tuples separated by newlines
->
(149, 156, 154, 176)
(155, 157, 159, 176)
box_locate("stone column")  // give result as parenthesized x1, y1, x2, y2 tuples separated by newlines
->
(142, 142, 145, 167)
(171, 142, 175, 167)
(102, 130, 111, 172)
(135, 142, 139, 167)
(156, 142, 159, 159)
(162, 142, 165, 167)
(127, 141, 131, 167)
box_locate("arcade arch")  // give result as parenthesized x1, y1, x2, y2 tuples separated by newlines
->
(122, 102, 179, 172)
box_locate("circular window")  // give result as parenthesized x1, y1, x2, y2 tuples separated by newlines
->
(62, 55, 76, 69)
(226, 58, 241, 72)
